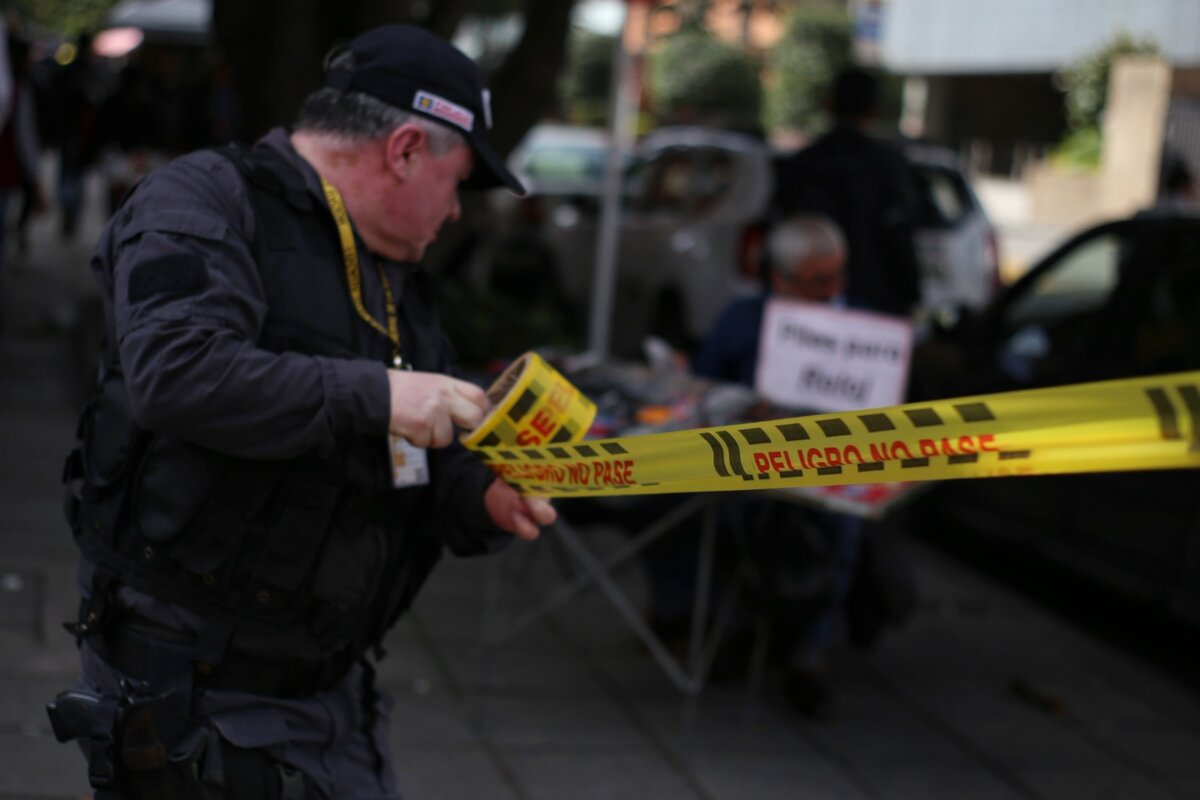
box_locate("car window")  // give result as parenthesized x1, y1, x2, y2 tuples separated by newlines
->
(1002, 231, 1125, 331)
(632, 147, 735, 215)
(914, 165, 971, 227)
(1128, 224, 1200, 372)
(520, 146, 607, 182)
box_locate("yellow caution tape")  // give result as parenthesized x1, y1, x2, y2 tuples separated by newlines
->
(461, 353, 1200, 498)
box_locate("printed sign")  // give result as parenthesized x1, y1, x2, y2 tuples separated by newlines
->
(754, 299, 913, 413)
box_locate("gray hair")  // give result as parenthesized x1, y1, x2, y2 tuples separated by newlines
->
(295, 52, 464, 154)
(767, 215, 846, 281)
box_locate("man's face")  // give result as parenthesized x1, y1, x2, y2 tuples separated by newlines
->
(778, 251, 845, 303)
(376, 136, 474, 262)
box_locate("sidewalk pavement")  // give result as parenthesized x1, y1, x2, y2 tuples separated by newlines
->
(3, 189, 1200, 800)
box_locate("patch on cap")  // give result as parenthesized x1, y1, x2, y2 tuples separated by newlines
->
(414, 90, 475, 132)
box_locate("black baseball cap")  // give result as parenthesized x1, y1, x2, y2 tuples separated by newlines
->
(324, 24, 525, 195)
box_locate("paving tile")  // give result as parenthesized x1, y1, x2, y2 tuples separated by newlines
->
(854, 758, 1028, 800)
(393, 747, 519, 800)
(386, 686, 483, 747)
(503, 752, 700, 800)
(1017, 765, 1181, 800)
(632, 694, 815, 757)
(474, 695, 647, 752)
(687, 754, 871, 800)
(0, 732, 90, 798)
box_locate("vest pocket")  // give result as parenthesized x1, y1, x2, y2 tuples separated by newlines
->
(308, 520, 387, 613)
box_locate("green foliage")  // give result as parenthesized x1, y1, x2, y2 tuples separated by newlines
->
(646, 27, 763, 133)
(1049, 125, 1102, 171)
(1, 0, 119, 35)
(562, 30, 615, 126)
(1057, 31, 1160, 133)
(765, 6, 852, 134)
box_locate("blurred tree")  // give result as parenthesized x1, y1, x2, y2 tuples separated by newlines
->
(765, 5, 851, 135)
(561, 30, 614, 126)
(212, 0, 576, 158)
(647, 26, 762, 134)
(1058, 31, 1160, 133)
(0, 0, 118, 34)
(1052, 31, 1160, 170)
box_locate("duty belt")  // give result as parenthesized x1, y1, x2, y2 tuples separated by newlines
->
(91, 621, 359, 699)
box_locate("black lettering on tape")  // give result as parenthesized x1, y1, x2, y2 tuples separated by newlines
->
(1176, 385, 1200, 444)
(739, 427, 770, 445)
(816, 418, 851, 437)
(1146, 387, 1179, 440)
(859, 413, 895, 432)
(905, 408, 943, 427)
(955, 402, 995, 423)
(717, 430, 754, 481)
(701, 432, 731, 478)
(777, 422, 809, 441)
(508, 389, 537, 421)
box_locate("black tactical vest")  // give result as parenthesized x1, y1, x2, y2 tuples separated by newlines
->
(63, 143, 444, 664)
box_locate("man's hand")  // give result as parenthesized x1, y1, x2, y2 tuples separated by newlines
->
(484, 478, 556, 541)
(388, 370, 489, 448)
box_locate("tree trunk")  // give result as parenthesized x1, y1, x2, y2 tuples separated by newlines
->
(487, 0, 580, 158)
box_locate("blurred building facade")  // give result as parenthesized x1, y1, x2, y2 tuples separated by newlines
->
(865, 0, 1200, 186)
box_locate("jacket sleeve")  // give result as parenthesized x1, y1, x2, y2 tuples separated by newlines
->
(108, 153, 391, 459)
(426, 330, 513, 556)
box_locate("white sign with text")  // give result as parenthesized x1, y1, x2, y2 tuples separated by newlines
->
(755, 299, 913, 413)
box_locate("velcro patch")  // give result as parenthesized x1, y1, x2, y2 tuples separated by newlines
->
(128, 255, 208, 303)
(413, 90, 474, 132)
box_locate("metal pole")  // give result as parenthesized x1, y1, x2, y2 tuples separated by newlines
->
(587, 4, 640, 360)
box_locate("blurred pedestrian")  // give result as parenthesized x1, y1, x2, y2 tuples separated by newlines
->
(48, 32, 103, 239)
(0, 30, 46, 260)
(774, 67, 923, 317)
(51, 24, 554, 798)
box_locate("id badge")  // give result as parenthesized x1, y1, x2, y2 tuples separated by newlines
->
(388, 434, 430, 488)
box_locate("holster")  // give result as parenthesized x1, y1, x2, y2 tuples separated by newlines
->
(48, 686, 310, 800)
(48, 688, 221, 799)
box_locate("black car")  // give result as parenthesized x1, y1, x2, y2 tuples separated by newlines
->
(909, 214, 1200, 632)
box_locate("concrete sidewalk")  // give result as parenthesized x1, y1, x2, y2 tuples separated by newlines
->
(3, 193, 1200, 799)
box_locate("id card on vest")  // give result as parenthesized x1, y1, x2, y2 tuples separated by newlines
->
(388, 434, 430, 487)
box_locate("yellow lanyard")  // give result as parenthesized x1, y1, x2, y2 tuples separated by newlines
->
(319, 176, 406, 369)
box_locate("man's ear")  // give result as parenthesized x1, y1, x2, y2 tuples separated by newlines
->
(384, 124, 426, 181)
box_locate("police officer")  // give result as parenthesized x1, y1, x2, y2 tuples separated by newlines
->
(52, 25, 555, 799)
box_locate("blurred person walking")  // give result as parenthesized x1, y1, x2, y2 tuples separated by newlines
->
(47, 32, 103, 239)
(0, 30, 46, 261)
(774, 67, 923, 317)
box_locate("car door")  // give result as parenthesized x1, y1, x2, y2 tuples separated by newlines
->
(930, 219, 1200, 627)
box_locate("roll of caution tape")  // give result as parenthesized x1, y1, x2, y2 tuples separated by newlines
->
(461, 351, 597, 450)
(461, 354, 1200, 498)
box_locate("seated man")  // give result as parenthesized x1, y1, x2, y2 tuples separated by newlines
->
(692, 215, 865, 717)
